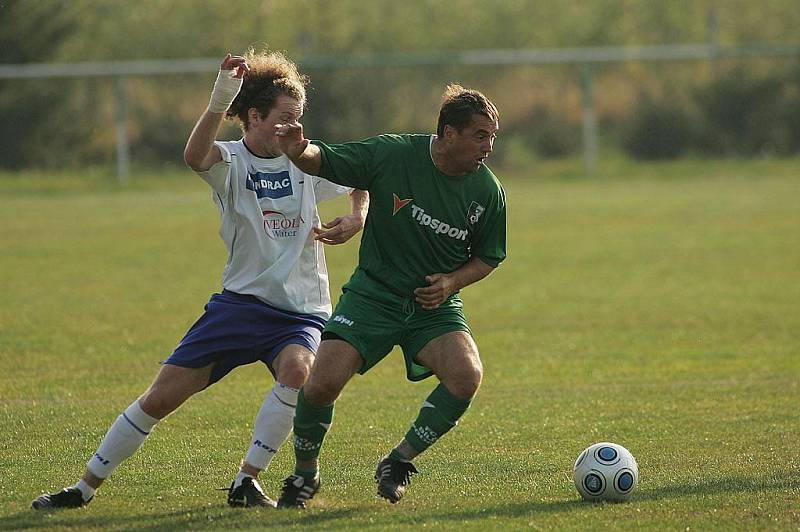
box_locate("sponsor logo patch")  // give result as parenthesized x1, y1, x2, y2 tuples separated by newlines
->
(412, 424, 440, 445)
(467, 201, 485, 224)
(253, 439, 278, 454)
(246, 170, 293, 199)
(410, 204, 469, 241)
(262, 210, 305, 240)
(294, 436, 322, 452)
(332, 314, 354, 326)
(392, 193, 413, 215)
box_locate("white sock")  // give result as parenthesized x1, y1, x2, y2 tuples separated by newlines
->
(86, 400, 159, 479)
(242, 383, 298, 474)
(73, 479, 95, 502)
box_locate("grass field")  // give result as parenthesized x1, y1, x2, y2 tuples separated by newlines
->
(1, 159, 798, 530)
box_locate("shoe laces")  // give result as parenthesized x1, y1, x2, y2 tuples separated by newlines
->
(244, 478, 268, 497)
(54, 488, 84, 503)
(381, 460, 418, 486)
(282, 475, 316, 500)
(36, 488, 86, 508)
(221, 478, 268, 500)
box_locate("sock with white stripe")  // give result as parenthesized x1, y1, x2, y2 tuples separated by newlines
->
(237, 383, 298, 487)
(403, 383, 471, 455)
(292, 388, 333, 468)
(86, 400, 159, 479)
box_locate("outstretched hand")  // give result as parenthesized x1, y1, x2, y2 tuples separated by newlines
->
(314, 214, 364, 245)
(220, 53, 250, 79)
(414, 273, 458, 310)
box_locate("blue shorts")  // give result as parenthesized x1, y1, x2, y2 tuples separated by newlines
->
(164, 290, 326, 386)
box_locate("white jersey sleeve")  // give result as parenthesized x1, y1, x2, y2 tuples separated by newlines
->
(197, 143, 233, 196)
(312, 175, 352, 203)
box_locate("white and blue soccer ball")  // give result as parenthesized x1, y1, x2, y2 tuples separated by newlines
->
(573, 442, 639, 502)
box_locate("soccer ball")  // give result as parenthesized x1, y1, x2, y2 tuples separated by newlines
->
(573, 442, 638, 502)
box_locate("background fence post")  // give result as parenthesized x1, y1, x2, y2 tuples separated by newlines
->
(580, 63, 598, 176)
(114, 75, 130, 184)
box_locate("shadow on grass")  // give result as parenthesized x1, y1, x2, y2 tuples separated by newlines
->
(634, 471, 799, 503)
(390, 470, 800, 525)
(1, 501, 573, 531)
(405, 499, 582, 524)
(3, 472, 796, 530)
(0, 505, 360, 531)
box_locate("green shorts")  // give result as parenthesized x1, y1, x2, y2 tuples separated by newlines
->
(323, 286, 471, 381)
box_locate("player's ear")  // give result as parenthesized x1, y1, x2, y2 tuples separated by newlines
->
(247, 107, 260, 127)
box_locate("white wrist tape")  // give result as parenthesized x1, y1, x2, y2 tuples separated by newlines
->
(208, 69, 243, 113)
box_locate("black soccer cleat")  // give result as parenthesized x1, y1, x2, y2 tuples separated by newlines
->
(31, 487, 90, 510)
(375, 456, 418, 504)
(276, 474, 320, 509)
(225, 477, 276, 508)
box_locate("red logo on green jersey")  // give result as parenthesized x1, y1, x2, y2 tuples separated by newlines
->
(392, 193, 413, 216)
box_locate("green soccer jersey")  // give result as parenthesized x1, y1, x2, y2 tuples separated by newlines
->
(314, 134, 507, 298)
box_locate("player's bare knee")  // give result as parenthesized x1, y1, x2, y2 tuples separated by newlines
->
(467, 367, 483, 397)
(141, 376, 198, 417)
(300, 382, 329, 406)
(451, 372, 482, 400)
(472, 357, 484, 389)
(275, 358, 313, 389)
(278, 366, 310, 389)
(300, 341, 359, 405)
(303, 372, 342, 406)
(442, 359, 482, 400)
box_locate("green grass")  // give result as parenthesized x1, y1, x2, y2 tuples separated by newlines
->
(1, 159, 799, 530)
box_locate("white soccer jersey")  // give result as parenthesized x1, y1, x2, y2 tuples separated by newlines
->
(198, 139, 351, 319)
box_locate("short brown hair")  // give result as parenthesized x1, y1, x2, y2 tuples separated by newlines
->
(436, 84, 499, 138)
(226, 48, 309, 131)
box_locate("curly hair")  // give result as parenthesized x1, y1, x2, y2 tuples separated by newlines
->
(436, 84, 499, 138)
(226, 48, 309, 131)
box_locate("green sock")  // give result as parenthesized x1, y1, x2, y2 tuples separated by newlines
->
(404, 383, 472, 454)
(388, 448, 409, 462)
(292, 388, 334, 466)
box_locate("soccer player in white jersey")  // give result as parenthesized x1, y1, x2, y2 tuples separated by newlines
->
(31, 49, 368, 510)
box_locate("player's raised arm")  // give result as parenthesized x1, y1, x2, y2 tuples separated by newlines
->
(275, 122, 322, 176)
(184, 54, 250, 172)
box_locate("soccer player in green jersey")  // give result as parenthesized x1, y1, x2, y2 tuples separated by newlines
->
(274, 84, 506, 507)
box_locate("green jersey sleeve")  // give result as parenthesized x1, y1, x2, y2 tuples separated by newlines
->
(312, 135, 409, 190)
(471, 184, 507, 268)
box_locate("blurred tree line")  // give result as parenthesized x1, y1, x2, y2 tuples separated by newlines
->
(1, 0, 800, 170)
